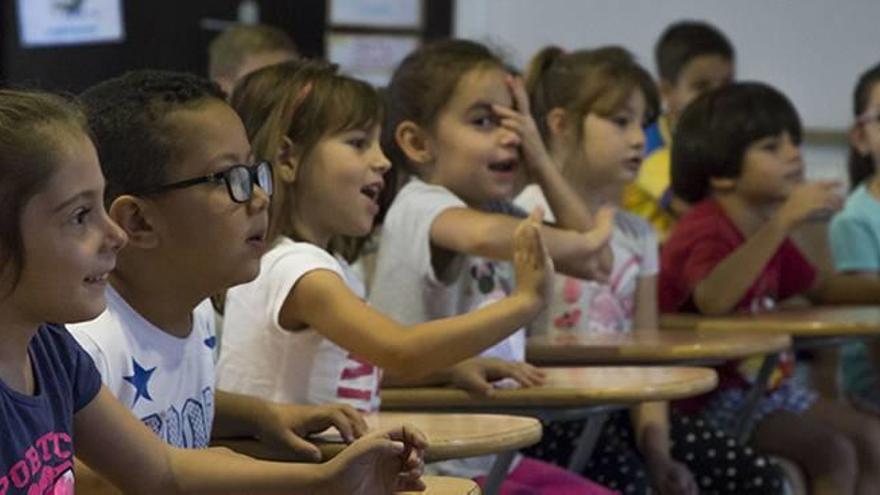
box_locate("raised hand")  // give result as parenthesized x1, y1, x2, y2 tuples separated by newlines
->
(512, 207, 554, 306)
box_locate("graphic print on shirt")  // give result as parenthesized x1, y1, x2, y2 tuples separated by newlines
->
(336, 353, 381, 412)
(123, 358, 214, 448)
(552, 254, 642, 333)
(0, 432, 75, 495)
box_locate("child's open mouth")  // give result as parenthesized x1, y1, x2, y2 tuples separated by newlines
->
(488, 159, 517, 173)
(360, 182, 383, 203)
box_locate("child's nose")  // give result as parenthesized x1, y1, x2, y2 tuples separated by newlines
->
(500, 127, 521, 148)
(370, 145, 392, 173)
(249, 185, 271, 212)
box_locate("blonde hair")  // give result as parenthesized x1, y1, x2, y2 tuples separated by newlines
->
(208, 24, 298, 81)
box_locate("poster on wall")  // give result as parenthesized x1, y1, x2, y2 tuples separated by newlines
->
(327, 33, 419, 87)
(329, 0, 422, 29)
(17, 0, 125, 47)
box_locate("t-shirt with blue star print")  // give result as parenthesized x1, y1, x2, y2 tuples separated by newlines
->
(69, 285, 217, 448)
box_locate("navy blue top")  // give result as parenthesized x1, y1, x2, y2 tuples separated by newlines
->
(0, 324, 101, 494)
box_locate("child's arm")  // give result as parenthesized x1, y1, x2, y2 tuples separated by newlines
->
(692, 182, 841, 315)
(430, 206, 614, 281)
(807, 272, 880, 304)
(632, 402, 698, 495)
(493, 76, 614, 280)
(281, 213, 551, 378)
(74, 387, 426, 495)
(382, 357, 545, 395)
(633, 275, 659, 332)
(212, 390, 368, 460)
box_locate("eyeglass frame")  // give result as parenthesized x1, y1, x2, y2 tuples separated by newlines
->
(126, 160, 273, 203)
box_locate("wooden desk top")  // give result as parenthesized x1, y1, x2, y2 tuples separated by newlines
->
(398, 476, 480, 494)
(526, 331, 791, 365)
(215, 412, 541, 463)
(380, 366, 717, 411)
(661, 306, 880, 337)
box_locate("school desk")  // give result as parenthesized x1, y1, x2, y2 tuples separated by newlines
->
(213, 411, 541, 463)
(661, 306, 880, 441)
(398, 476, 481, 495)
(526, 331, 791, 366)
(380, 366, 717, 494)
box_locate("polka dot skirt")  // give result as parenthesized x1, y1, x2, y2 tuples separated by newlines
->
(523, 411, 786, 494)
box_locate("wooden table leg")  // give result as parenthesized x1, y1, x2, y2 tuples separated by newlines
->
(734, 353, 779, 443)
(566, 411, 610, 473)
(482, 450, 516, 495)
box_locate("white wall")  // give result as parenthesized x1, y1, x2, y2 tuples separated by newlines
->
(454, 0, 880, 184)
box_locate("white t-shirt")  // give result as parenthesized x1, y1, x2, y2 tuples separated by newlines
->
(516, 184, 659, 335)
(216, 238, 382, 412)
(369, 178, 525, 478)
(69, 286, 217, 448)
(369, 177, 525, 362)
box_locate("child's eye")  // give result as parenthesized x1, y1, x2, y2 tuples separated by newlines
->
(346, 137, 368, 150)
(71, 207, 92, 226)
(760, 140, 780, 152)
(472, 114, 500, 129)
(610, 115, 632, 128)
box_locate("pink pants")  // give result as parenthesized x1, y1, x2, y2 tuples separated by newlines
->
(473, 457, 615, 495)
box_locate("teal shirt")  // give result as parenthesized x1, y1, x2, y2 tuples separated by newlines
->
(830, 183, 880, 396)
(830, 183, 880, 272)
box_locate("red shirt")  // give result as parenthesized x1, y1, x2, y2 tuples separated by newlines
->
(659, 199, 817, 411)
(659, 199, 816, 313)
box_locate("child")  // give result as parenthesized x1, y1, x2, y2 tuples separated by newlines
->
(208, 24, 298, 97)
(831, 62, 880, 413)
(0, 88, 426, 494)
(517, 45, 785, 495)
(624, 20, 735, 239)
(369, 39, 618, 494)
(660, 81, 880, 495)
(67, 69, 368, 468)
(217, 59, 558, 414)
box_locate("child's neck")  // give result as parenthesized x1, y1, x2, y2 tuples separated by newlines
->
(715, 192, 780, 237)
(0, 304, 40, 394)
(288, 208, 332, 249)
(110, 258, 205, 338)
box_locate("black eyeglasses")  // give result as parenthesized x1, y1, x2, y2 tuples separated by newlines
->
(129, 160, 273, 203)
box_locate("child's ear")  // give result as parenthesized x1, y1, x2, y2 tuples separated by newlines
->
(107, 196, 159, 249)
(658, 78, 675, 106)
(545, 107, 570, 138)
(851, 124, 872, 156)
(276, 136, 300, 185)
(395, 120, 433, 165)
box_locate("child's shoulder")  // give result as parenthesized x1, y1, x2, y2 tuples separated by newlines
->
(614, 210, 655, 240)
(839, 183, 880, 220)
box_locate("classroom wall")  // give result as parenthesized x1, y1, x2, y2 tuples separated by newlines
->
(454, 0, 880, 185)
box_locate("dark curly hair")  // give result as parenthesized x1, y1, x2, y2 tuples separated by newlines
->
(80, 70, 226, 204)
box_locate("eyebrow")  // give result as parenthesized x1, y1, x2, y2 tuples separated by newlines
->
(52, 190, 98, 214)
(466, 101, 498, 114)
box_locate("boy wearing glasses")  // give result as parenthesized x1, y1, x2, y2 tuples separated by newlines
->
(68, 71, 366, 489)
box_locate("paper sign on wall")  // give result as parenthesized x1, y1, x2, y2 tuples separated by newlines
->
(18, 0, 125, 47)
(327, 33, 419, 87)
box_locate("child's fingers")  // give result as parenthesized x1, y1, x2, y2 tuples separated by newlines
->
(506, 74, 531, 114)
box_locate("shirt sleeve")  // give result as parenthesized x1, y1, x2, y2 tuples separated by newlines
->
(266, 243, 345, 330)
(67, 325, 111, 385)
(56, 325, 103, 413)
(830, 215, 880, 272)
